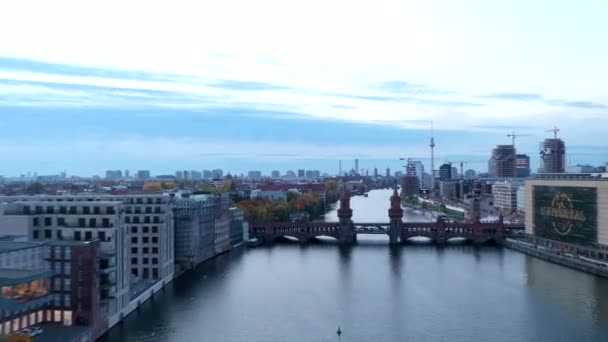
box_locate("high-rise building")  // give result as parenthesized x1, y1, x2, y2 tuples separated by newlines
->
(175, 171, 184, 180)
(305, 170, 321, 178)
(451, 167, 459, 179)
(286, 170, 296, 178)
(373, 167, 378, 178)
(540, 138, 566, 173)
(211, 169, 223, 179)
(355, 159, 359, 175)
(491, 145, 516, 177)
(137, 170, 151, 180)
(406, 161, 425, 188)
(203, 170, 212, 179)
(190, 170, 202, 180)
(465, 169, 477, 179)
(515, 154, 531, 178)
(492, 180, 522, 213)
(105, 170, 122, 179)
(271, 170, 280, 178)
(386, 168, 391, 178)
(125, 169, 130, 178)
(439, 163, 452, 181)
(297, 169, 305, 178)
(248, 171, 262, 179)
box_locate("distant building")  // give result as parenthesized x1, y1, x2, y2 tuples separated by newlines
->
(297, 169, 305, 178)
(203, 170, 212, 179)
(406, 160, 425, 188)
(305, 170, 321, 178)
(386, 168, 391, 178)
(355, 159, 359, 175)
(373, 167, 379, 178)
(566, 164, 595, 173)
(439, 181, 459, 200)
(516, 185, 526, 212)
(286, 170, 296, 178)
(175, 171, 184, 180)
(451, 167, 459, 179)
(271, 170, 280, 178)
(464, 194, 497, 221)
(248, 170, 262, 179)
(515, 154, 530, 178)
(439, 163, 452, 181)
(492, 180, 521, 213)
(422, 173, 432, 190)
(395, 171, 403, 178)
(105, 170, 122, 179)
(465, 169, 477, 179)
(174, 195, 217, 269)
(190, 170, 202, 180)
(540, 138, 566, 173)
(211, 169, 224, 179)
(229, 207, 245, 248)
(491, 145, 516, 177)
(136, 170, 151, 180)
(401, 175, 420, 198)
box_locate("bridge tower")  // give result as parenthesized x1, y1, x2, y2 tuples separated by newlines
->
(388, 187, 403, 244)
(338, 190, 355, 243)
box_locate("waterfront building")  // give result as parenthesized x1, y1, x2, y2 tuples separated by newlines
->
(463, 194, 497, 221)
(213, 194, 232, 255)
(406, 161, 424, 188)
(400, 175, 420, 198)
(173, 195, 216, 270)
(517, 186, 526, 212)
(229, 207, 245, 248)
(524, 174, 608, 253)
(439, 181, 458, 200)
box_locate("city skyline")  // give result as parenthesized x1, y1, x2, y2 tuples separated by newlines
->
(1, 0, 607, 175)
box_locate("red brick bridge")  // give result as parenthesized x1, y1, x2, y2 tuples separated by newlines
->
(251, 189, 507, 245)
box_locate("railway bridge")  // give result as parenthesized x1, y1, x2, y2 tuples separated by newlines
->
(252, 189, 508, 245)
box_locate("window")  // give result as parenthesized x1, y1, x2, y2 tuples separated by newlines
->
(88, 218, 96, 227)
(131, 247, 138, 254)
(74, 231, 81, 241)
(44, 229, 52, 238)
(55, 277, 62, 291)
(57, 230, 63, 240)
(98, 231, 106, 241)
(131, 258, 138, 265)
(152, 247, 158, 254)
(131, 237, 138, 244)
(59, 206, 67, 214)
(78, 271, 84, 282)
(78, 218, 85, 226)
(65, 247, 71, 258)
(64, 278, 71, 291)
(143, 226, 149, 233)
(133, 217, 140, 223)
(102, 218, 110, 227)
(152, 257, 158, 264)
(84, 231, 92, 240)
(83, 207, 90, 214)
(145, 207, 152, 214)
(77, 287, 83, 298)
(33, 230, 39, 239)
(54, 310, 62, 323)
(152, 268, 159, 278)
(33, 217, 39, 226)
(143, 247, 149, 254)
(131, 268, 138, 277)
(152, 226, 158, 233)
(69, 206, 77, 214)
(143, 237, 149, 243)
(143, 268, 149, 278)
(64, 263, 71, 275)
(125, 217, 131, 224)
(152, 237, 158, 243)
(57, 217, 65, 226)
(93, 206, 100, 214)
(131, 226, 137, 234)
(45, 217, 52, 226)
(64, 295, 71, 308)
(143, 258, 149, 264)
(63, 310, 72, 325)
(47, 206, 54, 214)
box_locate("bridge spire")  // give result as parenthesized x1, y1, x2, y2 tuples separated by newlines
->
(388, 185, 404, 244)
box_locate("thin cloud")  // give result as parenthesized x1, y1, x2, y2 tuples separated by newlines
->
(479, 93, 542, 101)
(208, 79, 291, 91)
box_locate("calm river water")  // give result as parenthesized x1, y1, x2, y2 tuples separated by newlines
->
(100, 189, 608, 342)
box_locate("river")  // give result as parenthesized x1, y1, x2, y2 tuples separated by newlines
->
(100, 189, 608, 342)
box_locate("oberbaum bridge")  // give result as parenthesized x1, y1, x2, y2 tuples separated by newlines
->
(252, 188, 522, 245)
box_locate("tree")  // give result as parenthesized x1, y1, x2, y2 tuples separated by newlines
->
(143, 182, 162, 191)
(161, 182, 177, 189)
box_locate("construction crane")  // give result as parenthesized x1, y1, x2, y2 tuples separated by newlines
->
(445, 160, 469, 179)
(546, 126, 560, 139)
(506, 131, 531, 146)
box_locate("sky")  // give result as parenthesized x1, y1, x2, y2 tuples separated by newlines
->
(0, 0, 607, 177)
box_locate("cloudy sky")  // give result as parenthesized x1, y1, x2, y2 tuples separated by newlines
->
(0, 0, 606, 177)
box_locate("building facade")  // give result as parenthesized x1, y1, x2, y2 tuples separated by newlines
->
(491, 145, 516, 177)
(540, 138, 566, 173)
(173, 195, 216, 270)
(439, 164, 452, 181)
(492, 180, 521, 213)
(515, 154, 530, 178)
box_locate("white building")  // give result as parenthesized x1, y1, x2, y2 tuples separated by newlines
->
(406, 161, 425, 188)
(516, 185, 526, 212)
(566, 164, 596, 173)
(492, 180, 522, 213)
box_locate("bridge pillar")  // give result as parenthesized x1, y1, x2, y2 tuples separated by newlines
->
(388, 187, 403, 245)
(338, 190, 355, 244)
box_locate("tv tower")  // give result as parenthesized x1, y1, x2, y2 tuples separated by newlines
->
(430, 121, 435, 192)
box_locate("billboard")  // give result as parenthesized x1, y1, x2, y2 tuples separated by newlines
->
(533, 185, 597, 245)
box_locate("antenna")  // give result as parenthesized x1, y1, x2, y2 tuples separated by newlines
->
(429, 120, 435, 193)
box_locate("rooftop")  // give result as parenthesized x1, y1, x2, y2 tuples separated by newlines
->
(531, 173, 608, 180)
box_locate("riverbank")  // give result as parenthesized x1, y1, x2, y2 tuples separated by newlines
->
(504, 239, 608, 278)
